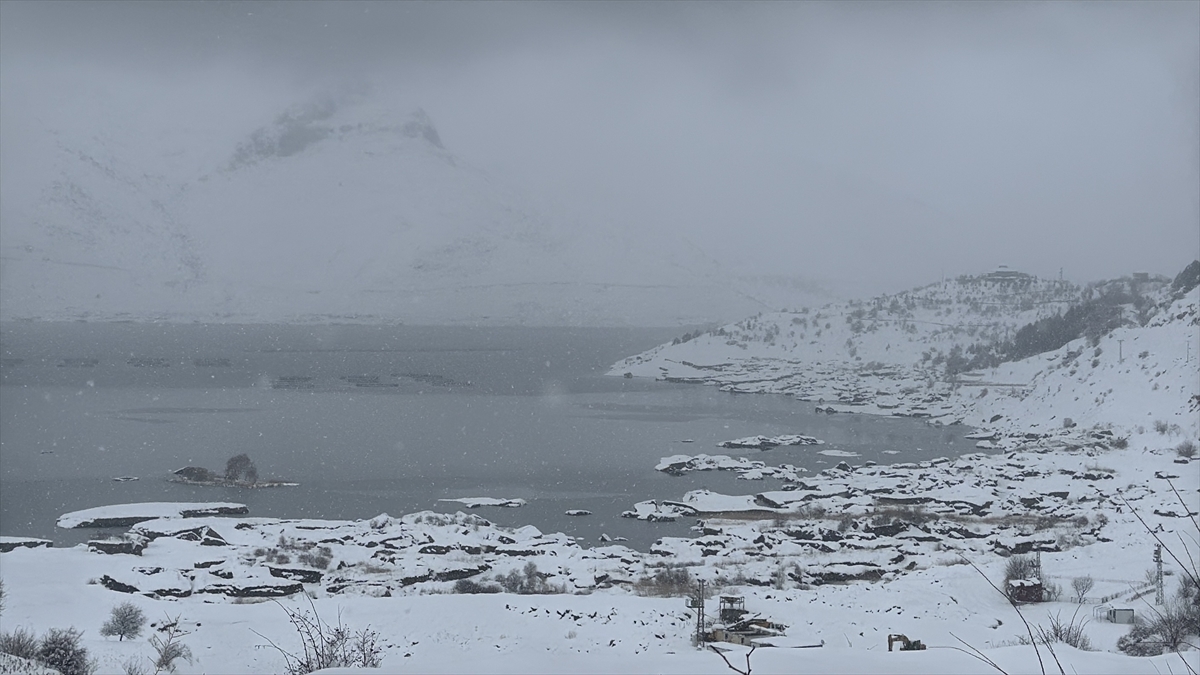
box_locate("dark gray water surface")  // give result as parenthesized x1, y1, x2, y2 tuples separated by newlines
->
(1, 323, 979, 551)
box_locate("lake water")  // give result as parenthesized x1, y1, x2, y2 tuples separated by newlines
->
(0, 322, 981, 551)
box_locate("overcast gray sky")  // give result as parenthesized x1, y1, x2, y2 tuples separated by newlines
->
(2, 0, 1197, 295)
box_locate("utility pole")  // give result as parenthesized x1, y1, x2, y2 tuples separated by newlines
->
(689, 579, 707, 646)
(1154, 545, 1164, 605)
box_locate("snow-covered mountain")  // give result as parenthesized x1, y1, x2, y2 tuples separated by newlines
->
(0, 91, 812, 325)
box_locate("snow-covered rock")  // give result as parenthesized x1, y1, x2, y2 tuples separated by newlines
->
(439, 497, 527, 509)
(56, 502, 249, 529)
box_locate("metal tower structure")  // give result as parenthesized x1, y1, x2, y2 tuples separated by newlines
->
(687, 579, 707, 646)
(1154, 545, 1165, 606)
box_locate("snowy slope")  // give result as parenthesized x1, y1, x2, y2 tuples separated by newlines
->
(613, 271, 1085, 374)
(960, 287, 1200, 440)
(611, 271, 1196, 440)
(0, 90, 803, 326)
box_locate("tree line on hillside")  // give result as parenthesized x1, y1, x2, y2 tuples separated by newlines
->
(940, 261, 1198, 376)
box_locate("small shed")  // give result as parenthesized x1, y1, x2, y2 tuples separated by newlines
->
(1107, 608, 1135, 624)
(1008, 578, 1044, 604)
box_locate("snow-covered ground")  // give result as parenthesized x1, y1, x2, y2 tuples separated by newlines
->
(611, 273, 1199, 442)
(1, 271, 1197, 673)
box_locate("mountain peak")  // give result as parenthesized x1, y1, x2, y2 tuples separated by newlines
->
(227, 96, 443, 170)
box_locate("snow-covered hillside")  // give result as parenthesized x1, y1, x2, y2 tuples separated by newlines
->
(611, 269, 1198, 440)
(0, 90, 806, 326)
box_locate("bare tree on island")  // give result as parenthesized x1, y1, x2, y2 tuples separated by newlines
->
(224, 454, 258, 485)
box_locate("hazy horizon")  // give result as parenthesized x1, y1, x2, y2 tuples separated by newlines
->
(2, 1, 1198, 318)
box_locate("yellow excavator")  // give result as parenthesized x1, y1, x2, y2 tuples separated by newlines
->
(887, 634, 927, 651)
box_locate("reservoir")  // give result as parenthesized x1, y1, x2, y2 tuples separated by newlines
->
(1, 322, 981, 550)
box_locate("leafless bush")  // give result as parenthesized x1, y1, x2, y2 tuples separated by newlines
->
(1033, 609, 1092, 651)
(453, 578, 502, 594)
(1155, 420, 1170, 434)
(121, 657, 150, 675)
(1117, 600, 1199, 656)
(772, 562, 803, 590)
(635, 565, 692, 597)
(1175, 440, 1197, 459)
(148, 617, 192, 674)
(254, 599, 382, 675)
(297, 547, 333, 570)
(1005, 555, 1039, 585)
(495, 562, 566, 595)
(0, 627, 40, 661)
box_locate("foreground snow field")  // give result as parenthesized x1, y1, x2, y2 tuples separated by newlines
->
(1, 537, 1196, 674)
(1, 272, 1196, 674)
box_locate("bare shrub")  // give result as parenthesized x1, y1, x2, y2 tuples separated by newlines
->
(1033, 609, 1093, 651)
(1117, 600, 1198, 656)
(297, 547, 333, 570)
(1154, 420, 1170, 434)
(496, 562, 564, 595)
(148, 617, 193, 674)
(1114, 478, 1200, 658)
(1071, 576, 1094, 603)
(254, 599, 382, 675)
(635, 565, 692, 597)
(122, 656, 150, 675)
(772, 562, 803, 590)
(1175, 440, 1197, 459)
(0, 627, 40, 661)
(100, 601, 146, 641)
(453, 578, 502, 594)
(1005, 555, 1039, 584)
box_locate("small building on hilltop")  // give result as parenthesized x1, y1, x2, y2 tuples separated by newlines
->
(982, 265, 1033, 283)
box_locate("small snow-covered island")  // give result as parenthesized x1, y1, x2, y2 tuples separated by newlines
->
(167, 454, 298, 489)
(1, 266, 1197, 674)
